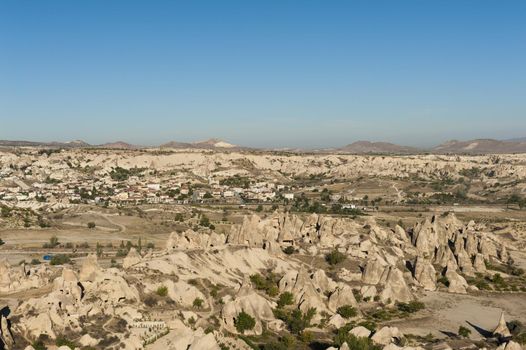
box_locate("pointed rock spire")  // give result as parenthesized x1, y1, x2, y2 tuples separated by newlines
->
(493, 312, 512, 338)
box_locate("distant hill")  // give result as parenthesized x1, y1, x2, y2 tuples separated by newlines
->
(433, 139, 526, 154)
(96, 141, 140, 150)
(0, 140, 90, 148)
(161, 138, 238, 149)
(2, 137, 526, 154)
(334, 141, 420, 154)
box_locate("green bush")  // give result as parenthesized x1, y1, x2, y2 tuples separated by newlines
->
(352, 289, 363, 302)
(156, 286, 168, 297)
(458, 326, 471, 338)
(397, 301, 425, 313)
(87, 222, 96, 229)
(199, 216, 211, 227)
(277, 292, 294, 308)
(32, 341, 48, 350)
(491, 273, 508, 288)
(50, 254, 71, 265)
(56, 336, 77, 349)
(193, 297, 204, 309)
(337, 305, 358, 319)
(235, 310, 256, 334)
(262, 335, 296, 350)
(43, 236, 59, 249)
(437, 276, 449, 287)
(508, 320, 524, 336)
(250, 273, 279, 296)
(334, 328, 382, 350)
(325, 250, 346, 265)
(515, 333, 526, 345)
(282, 246, 295, 255)
(274, 307, 316, 334)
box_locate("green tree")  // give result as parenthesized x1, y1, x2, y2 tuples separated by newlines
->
(277, 292, 294, 308)
(193, 297, 204, 309)
(200, 216, 211, 227)
(87, 222, 96, 229)
(235, 311, 256, 334)
(274, 307, 316, 334)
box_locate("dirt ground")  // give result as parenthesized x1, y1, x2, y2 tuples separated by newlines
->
(387, 291, 526, 340)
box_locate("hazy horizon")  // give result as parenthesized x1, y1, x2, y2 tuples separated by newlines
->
(2, 1, 525, 149)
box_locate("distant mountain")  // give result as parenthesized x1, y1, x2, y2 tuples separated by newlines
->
(334, 141, 420, 154)
(433, 139, 526, 154)
(0, 139, 91, 148)
(161, 138, 238, 149)
(96, 141, 140, 149)
(66, 140, 90, 147)
(2, 137, 526, 154)
(193, 138, 237, 148)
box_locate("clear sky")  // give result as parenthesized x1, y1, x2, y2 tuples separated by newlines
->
(1, 1, 525, 148)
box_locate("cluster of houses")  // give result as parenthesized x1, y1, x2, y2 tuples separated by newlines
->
(0, 165, 295, 207)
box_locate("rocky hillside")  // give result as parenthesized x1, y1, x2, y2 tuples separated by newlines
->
(2, 213, 524, 350)
(434, 139, 526, 154)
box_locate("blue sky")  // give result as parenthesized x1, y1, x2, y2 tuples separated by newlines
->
(1, 1, 525, 148)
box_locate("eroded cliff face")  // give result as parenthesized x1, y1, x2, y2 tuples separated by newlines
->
(2, 149, 526, 181)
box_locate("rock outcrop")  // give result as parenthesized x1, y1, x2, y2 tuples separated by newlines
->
(0, 306, 14, 350)
(493, 312, 512, 338)
(221, 282, 275, 335)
